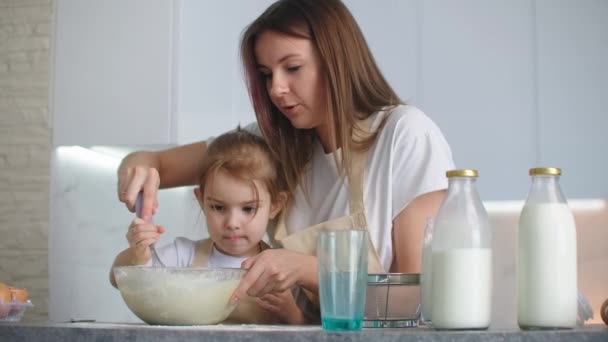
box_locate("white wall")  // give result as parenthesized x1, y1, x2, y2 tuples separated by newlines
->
(177, 0, 275, 144)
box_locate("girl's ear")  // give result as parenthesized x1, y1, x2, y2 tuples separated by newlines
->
(269, 191, 289, 219)
(194, 187, 205, 209)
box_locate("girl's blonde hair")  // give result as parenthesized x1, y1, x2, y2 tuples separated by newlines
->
(240, 0, 402, 196)
(199, 129, 284, 210)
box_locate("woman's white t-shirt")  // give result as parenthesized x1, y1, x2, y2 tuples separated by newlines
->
(223, 105, 454, 271)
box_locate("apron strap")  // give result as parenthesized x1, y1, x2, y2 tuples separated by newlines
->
(273, 115, 376, 240)
(348, 116, 375, 215)
(191, 239, 214, 267)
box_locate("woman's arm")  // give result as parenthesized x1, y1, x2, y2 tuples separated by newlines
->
(390, 189, 446, 273)
(231, 249, 318, 303)
(117, 142, 207, 217)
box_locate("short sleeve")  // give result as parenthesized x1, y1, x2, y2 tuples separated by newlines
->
(153, 237, 197, 267)
(390, 109, 455, 219)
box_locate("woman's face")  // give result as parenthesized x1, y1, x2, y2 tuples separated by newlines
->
(254, 30, 327, 130)
(196, 170, 280, 257)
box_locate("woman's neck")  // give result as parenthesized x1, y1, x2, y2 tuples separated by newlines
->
(316, 122, 336, 153)
(315, 110, 367, 153)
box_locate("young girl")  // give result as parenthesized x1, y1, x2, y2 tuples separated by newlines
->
(110, 129, 306, 324)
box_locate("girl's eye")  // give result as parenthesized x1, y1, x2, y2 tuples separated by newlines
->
(287, 65, 300, 72)
(210, 204, 224, 212)
(242, 206, 257, 214)
(259, 71, 271, 79)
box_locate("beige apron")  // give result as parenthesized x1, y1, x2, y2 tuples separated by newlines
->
(191, 239, 280, 324)
(268, 117, 386, 316)
(271, 116, 385, 273)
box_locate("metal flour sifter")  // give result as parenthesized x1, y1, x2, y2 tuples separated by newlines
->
(363, 273, 421, 328)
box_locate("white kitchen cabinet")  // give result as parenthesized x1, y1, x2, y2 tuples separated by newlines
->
(417, 0, 537, 200)
(536, 0, 608, 199)
(52, 0, 176, 146)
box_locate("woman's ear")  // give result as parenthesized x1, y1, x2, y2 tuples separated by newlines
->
(269, 191, 289, 219)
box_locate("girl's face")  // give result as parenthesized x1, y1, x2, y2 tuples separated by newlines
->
(254, 30, 327, 131)
(195, 170, 281, 258)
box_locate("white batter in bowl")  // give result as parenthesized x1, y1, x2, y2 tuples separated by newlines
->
(113, 266, 245, 325)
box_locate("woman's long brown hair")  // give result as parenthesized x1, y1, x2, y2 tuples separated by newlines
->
(241, 0, 402, 197)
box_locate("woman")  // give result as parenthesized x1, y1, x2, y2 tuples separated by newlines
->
(117, 0, 454, 307)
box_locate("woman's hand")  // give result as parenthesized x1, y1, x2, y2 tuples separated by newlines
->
(257, 290, 307, 325)
(231, 249, 317, 303)
(117, 142, 208, 218)
(125, 218, 165, 265)
(117, 166, 160, 221)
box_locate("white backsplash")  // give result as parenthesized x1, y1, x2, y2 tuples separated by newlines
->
(50, 146, 208, 322)
(49, 146, 608, 326)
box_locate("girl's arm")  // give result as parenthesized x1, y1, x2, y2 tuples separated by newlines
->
(109, 219, 165, 288)
(109, 248, 146, 288)
(257, 290, 308, 325)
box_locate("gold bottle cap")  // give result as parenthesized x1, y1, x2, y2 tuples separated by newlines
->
(529, 167, 561, 176)
(446, 169, 478, 178)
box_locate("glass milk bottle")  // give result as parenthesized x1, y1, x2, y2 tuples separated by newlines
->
(517, 167, 577, 329)
(420, 217, 434, 326)
(431, 169, 492, 330)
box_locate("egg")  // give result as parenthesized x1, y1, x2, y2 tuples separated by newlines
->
(9, 287, 28, 303)
(601, 298, 608, 326)
(0, 282, 11, 318)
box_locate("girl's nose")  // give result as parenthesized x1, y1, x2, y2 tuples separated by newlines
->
(225, 210, 241, 230)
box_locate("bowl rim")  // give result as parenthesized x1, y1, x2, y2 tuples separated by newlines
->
(367, 273, 420, 285)
(112, 265, 245, 270)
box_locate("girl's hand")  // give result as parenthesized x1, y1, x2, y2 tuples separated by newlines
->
(257, 290, 307, 325)
(125, 218, 165, 265)
(231, 249, 317, 303)
(118, 166, 160, 221)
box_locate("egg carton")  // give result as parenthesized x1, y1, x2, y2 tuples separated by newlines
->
(0, 301, 33, 322)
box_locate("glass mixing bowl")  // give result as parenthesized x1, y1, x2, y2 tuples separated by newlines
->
(113, 266, 245, 325)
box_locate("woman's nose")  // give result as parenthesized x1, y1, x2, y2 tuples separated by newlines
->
(269, 74, 288, 98)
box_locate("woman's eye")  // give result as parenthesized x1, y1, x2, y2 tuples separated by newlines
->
(259, 71, 271, 79)
(287, 65, 300, 72)
(242, 206, 257, 214)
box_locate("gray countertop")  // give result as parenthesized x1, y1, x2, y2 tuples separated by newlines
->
(1, 322, 607, 342)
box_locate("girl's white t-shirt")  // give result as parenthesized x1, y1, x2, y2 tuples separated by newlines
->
(149, 237, 248, 269)
(223, 105, 455, 271)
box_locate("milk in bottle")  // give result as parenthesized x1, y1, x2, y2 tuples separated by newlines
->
(517, 167, 577, 329)
(431, 169, 492, 330)
(420, 217, 434, 325)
